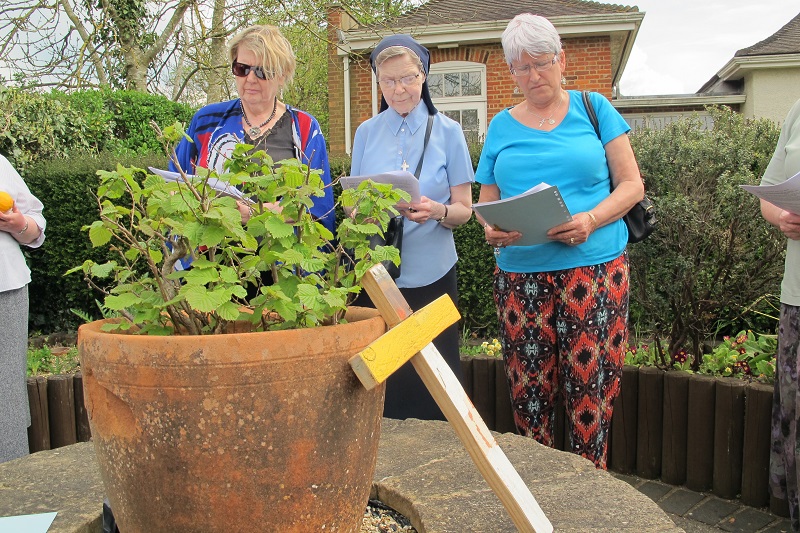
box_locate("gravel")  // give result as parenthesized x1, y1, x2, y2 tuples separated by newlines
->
(361, 500, 417, 532)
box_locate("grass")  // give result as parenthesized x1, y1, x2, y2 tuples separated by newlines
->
(27, 344, 80, 376)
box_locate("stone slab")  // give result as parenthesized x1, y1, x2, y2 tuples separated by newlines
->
(374, 418, 683, 532)
(0, 419, 683, 533)
(0, 442, 102, 533)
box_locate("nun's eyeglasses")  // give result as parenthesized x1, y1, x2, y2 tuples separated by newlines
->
(378, 73, 421, 89)
(231, 62, 274, 80)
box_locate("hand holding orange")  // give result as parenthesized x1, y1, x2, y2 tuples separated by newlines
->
(0, 191, 14, 213)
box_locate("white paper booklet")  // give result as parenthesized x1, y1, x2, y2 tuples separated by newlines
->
(473, 182, 573, 246)
(339, 171, 421, 205)
(149, 167, 245, 201)
(741, 170, 800, 214)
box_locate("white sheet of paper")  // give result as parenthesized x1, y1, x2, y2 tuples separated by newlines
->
(741, 171, 800, 214)
(149, 167, 245, 201)
(0, 511, 57, 533)
(339, 171, 421, 205)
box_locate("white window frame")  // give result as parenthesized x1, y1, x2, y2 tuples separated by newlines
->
(428, 61, 487, 141)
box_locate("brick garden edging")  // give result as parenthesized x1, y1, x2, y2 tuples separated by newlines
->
(460, 356, 790, 517)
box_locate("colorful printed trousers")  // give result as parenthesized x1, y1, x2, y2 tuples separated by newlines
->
(770, 303, 800, 532)
(493, 253, 629, 469)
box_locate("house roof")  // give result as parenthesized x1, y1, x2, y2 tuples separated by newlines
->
(698, 10, 800, 94)
(378, 0, 639, 28)
(735, 11, 800, 57)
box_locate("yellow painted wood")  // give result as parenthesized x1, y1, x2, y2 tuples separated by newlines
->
(349, 295, 459, 390)
(352, 263, 553, 533)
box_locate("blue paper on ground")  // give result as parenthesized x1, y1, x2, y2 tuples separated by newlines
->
(0, 511, 57, 532)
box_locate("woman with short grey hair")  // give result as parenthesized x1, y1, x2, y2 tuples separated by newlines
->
(475, 13, 644, 469)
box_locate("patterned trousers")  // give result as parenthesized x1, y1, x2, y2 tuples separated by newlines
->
(493, 253, 629, 469)
(770, 303, 800, 532)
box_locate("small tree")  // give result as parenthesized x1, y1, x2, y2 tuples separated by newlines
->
(629, 106, 784, 366)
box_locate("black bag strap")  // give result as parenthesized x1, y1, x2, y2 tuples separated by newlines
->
(413, 114, 435, 179)
(582, 90, 601, 140)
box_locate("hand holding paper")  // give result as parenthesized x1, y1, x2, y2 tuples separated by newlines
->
(472, 183, 572, 246)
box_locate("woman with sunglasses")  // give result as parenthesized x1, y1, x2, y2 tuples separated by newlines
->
(475, 13, 644, 469)
(170, 24, 333, 234)
(350, 35, 475, 421)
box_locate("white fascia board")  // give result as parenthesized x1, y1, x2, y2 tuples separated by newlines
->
(336, 13, 643, 56)
(612, 94, 747, 109)
(716, 54, 800, 80)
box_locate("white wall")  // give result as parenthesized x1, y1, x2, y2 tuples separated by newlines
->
(743, 69, 800, 123)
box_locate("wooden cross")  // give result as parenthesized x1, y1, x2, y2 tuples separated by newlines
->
(349, 264, 553, 533)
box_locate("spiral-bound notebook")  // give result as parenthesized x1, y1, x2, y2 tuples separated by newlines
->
(472, 183, 572, 246)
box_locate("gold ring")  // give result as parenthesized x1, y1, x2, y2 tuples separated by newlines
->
(570, 237, 575, 244)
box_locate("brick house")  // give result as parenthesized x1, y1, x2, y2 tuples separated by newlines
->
(326, 0, 644, 155)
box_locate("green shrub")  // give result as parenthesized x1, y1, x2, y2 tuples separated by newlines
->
(629, 106, 784, 364)
(24, 152, 169, 332)
(0, 86, 95, 170)
(0, 87, 196, 170)
(62, 90, 196, 154)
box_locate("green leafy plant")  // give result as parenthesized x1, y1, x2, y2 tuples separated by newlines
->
(699, 330, 777, 381)
(459, 324, 503, 358)
(68, 122, 406, 335)
(27, 345, 80, 376)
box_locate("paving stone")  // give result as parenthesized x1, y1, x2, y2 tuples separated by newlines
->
(717, 507, 778, 532)
(611, 473, 643, 489)
(687, 497, 740, 526)
(758, 519, 793, 533)
(658, 488, 706, 516)
(637, 480, 672, 502)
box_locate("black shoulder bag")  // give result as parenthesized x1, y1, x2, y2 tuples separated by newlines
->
(582, 90, 656, 243)
(369, 114, 435, 279)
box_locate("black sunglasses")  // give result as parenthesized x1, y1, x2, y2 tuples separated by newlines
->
(231, 61, 273, 80)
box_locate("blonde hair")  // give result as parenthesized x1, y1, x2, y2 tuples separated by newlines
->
(228, 25, 296, 87)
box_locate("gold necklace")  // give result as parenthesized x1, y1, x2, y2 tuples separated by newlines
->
(526, 91, 564, 127)
(241, 96, 278, 138)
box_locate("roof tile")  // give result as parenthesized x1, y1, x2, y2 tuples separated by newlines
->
(735, 11, 800, 57)
(361, 0, 638, 29)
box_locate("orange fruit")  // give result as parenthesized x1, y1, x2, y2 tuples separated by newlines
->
(0, 191, 14, 213)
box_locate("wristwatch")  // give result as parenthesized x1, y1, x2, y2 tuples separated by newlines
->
(436, 204, 448, 223)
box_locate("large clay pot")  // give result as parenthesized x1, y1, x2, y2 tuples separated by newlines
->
(78, 308, 386, 533)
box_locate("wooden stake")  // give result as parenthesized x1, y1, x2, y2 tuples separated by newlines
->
(350, 264, 553, 533)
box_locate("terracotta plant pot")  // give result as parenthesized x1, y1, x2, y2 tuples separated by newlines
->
(78, 307, 386, 533)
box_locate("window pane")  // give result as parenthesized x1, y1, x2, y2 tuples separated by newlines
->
(461, 72, 481, 96)
(428, 74, 443, 98)
(462, 109, 478, 129)
(443, 110, 460, 123)
(444, 73, 460, 97)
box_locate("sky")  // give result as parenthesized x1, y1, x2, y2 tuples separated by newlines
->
(614, 0, 800, 96)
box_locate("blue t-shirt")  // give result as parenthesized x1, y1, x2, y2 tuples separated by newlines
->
(475, 90, 630, 273)
(351, 102, 475, 288)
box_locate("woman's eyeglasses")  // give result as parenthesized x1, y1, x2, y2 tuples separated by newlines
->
(378, 73, 421, 89)
(509, 56, 558, 77)
(231, 61, 274, 80)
